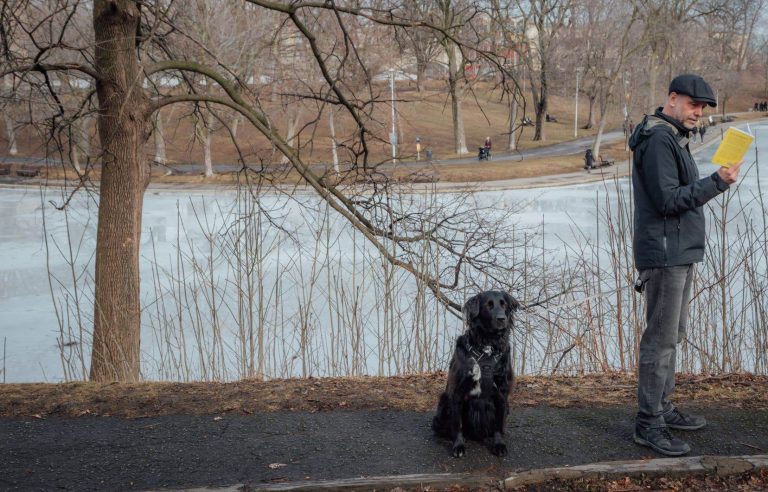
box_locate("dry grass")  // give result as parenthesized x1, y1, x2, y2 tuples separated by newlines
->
(1, 373, 766, 418)
(505, 469, 768, 492)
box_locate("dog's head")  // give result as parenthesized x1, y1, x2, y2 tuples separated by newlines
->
(462, 290, 519, 333)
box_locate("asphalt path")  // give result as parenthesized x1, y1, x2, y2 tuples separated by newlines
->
(1, 405, 766, 491)
(0, 131, 626, 175)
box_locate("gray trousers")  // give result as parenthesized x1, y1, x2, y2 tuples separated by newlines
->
(636, 264, 694, 429)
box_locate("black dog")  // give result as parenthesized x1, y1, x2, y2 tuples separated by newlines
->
(432, 290, 519, 457)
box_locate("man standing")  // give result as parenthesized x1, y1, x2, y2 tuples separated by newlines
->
(628, 74, 742, 456)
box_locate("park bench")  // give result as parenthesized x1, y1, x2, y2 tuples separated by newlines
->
(597, 155, 614, 167)
(0, 165, 10, 176)
(16, 167, 41, 177)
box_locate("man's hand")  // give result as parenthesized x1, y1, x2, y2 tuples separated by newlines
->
(717, 160, 743, 184)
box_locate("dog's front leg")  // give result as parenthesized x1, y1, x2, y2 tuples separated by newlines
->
(491, 392, 508, 457)
(448, 396, 466, 457)
(451, 358, 481, 457)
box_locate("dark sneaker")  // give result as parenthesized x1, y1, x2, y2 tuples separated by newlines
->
(633, 426, 691, 456)
(664, 408, 707, 430)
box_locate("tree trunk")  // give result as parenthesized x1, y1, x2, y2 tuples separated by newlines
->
(454, 90, 467, 154)
(329, 108, 339, 173)
(648, 51, 657, 113)
(90, 0, 151, 382)
(231, 112, 241, 138)
(415, 54, 427, 93)
(197, 111, 214, 177)
(280, 107, 302, 165)
(591, 117, 607, 161)
(446, 44, 467, 155)
(69, 126, 82, 173)
(584, 92, 596, 129)
(69, 116, 91, 173)
(507, 90, 518, 151)
(3, 111, 18, 156)
(2, 75, 17, 155)
(532, 65, 547, 141)
(154, 111, 167, 165)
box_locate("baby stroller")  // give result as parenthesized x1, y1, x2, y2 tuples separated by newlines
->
(478, 146, 491, 161)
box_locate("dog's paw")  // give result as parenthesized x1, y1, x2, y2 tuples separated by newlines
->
(491, 442, 508, 457)
(452, 443, 466, 458)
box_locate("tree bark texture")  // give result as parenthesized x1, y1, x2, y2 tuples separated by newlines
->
(446, 43, 467, 155)
(90, 0, 151, 382)
(532, 61, 547, 141)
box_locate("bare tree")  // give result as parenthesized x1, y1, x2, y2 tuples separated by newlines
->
(393, 2, 442, 92)
(2, 0, 527, 381)
(577, 0, 641, 159)
(434, 0, 476, 155)
(632, 0, 701, 112)
(514, 0, 572, 141)
(486, 1, 527, 151)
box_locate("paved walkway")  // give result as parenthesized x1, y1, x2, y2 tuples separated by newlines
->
(432, 117, 763, 192)
(1, 405, 767, 491)
(4, 115, 764, 194)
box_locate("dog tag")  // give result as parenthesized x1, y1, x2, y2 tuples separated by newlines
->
(483, 346, 492, 356)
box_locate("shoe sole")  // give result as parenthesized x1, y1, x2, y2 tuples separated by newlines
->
(666, 422, 706, 431)
(633, 433, 690, 456)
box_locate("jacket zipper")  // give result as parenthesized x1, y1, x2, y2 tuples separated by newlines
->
(663, 216, 668, 266)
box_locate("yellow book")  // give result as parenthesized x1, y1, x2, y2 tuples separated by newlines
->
(711, 127, 754, 168)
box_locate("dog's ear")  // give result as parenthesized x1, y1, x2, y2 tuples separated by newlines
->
(462, 295, 480, 325)
(503, 292, 520, 315)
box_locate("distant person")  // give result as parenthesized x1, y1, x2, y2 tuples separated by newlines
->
(628, 74, 742, 457)
(484, 136, 492, 160)
(584, 147, 593, 171)
(691, 125, 698, 142)
(698, 123, 707, 142)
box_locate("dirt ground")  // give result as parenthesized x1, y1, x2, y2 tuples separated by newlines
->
(2, 372, 766, 418)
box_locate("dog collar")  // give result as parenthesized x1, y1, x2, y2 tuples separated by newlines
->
(467, 343, 502, 364)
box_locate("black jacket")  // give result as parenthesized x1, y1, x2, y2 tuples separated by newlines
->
(628, 108, 729, 269)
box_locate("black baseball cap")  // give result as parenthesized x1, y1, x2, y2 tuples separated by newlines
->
(668, 74, 717, 107)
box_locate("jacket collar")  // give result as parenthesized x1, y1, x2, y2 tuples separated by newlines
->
(654, 107, 690, 136)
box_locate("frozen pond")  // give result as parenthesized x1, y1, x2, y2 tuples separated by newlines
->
(1, 124, 766, 382)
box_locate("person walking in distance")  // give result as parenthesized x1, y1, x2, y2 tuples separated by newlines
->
(584, 147, 594, 172)
(628, 74, 742, 456)
(484, 136, 492, 159)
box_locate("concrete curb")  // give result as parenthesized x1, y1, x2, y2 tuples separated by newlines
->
(502, 454, 768, 489)
(156, 454, 768, 491)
